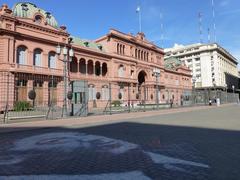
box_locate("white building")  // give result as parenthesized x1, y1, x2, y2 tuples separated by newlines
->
(164, 43, 238, 89)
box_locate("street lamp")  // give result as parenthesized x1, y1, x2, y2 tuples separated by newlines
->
(56, 44, 74, 117)
(213, 82, 217, 100)
(192, 77, 196, 105)
(153, 68, 161, 109)
(232, 85, 235, 103)
(224, 84, 227, 103)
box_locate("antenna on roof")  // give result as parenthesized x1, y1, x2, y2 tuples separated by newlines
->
(198, 12, 203, 43)
(211, 0, 217, 42)
(160, 12, 164, 48)
(207, 28, 211, 43)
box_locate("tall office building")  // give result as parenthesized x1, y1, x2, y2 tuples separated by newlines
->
(165, 43, 239, 90)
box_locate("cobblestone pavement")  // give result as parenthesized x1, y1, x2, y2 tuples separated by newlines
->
(0, 105, 240, 180)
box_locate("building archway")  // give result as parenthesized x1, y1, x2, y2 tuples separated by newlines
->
(102, 63, 108, 76)
(87, 60, 94, 75)
(138, 70, 147, 85)
(95, 61, 101, 76)
(79, 58, 86, 74)
(70, 57, 78, 73)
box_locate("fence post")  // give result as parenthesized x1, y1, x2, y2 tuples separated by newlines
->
(109, 82, 112, 115)
(143, 84, 146, 112)
(3, 72, 9, 124)
(128, 83, 130, 113)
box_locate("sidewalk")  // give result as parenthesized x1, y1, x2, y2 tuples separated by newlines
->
(0, 104, 233, 134)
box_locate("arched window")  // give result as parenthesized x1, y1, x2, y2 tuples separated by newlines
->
(33, 49, 42, 66)
(141, 51, 143, 60)
(95, 61, 101, 76)
(17, 46, 27, 65)
(79, 58, 86, 74)
(48, 51, 56, 69)
(88, 84, 96, 101)
(135, 49, 137, 58)
(144, 52, 146, 61)
(118, 65, 124, 77)
(120, 44, 122, 54)
(123, 45, 125, 55)
(102, 85, 109, 100)
(34, 15, 42, 24)
(117, 43, 119, 54)
(138, 50, 141, 59)
(102, 63, 108, 76)
(119, 86, 124, 100)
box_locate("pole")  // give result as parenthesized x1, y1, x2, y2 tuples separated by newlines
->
(226, 86, 227, 103)
(233, 87, 235, 103)
(143, 83, 146, 112)
(160, 13, 164, 48)
(139, 7, 142, 32)
(212, 0, 217, 42)
(128, 83, 130, 113)
(51, 75, 54, 119)
(4, 73, 9, 123)
(109, 83, 112, 115)
(156, 75, 159, 109)
(62, 54, 68, 118)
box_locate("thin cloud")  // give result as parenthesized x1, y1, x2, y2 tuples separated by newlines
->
(219, 0, 229, 7)
(218, 9, 240, 15)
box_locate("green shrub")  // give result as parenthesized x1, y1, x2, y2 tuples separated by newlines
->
(14, 101, 31, 111)
(111, 100, 122, 107)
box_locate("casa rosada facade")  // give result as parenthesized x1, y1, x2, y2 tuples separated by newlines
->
(0, 3, 192, 111)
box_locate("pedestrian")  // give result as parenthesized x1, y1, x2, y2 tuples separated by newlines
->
(209, 98, 212, 106)
(170, 99, 173, 108)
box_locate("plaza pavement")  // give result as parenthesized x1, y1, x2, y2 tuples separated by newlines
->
(0, 104, 233, 134)
(0, 104, 240, 180)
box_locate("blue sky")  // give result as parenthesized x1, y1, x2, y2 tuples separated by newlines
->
(2, 0, 240, 65)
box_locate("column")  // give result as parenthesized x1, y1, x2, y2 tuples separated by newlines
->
(85, 61, 88, 76)
(77, 59, 80, 74)
(100, 64, 102, 78)
(93, 61, 96, 77)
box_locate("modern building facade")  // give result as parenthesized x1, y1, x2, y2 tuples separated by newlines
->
(0, 3, 192, 113)
(165, 43, 239, 91)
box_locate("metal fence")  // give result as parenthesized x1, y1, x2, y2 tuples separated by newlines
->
(0, 71, 65, 123)
(1, 71, 239, 123)
(193, 89, 239, 105)
(88, 83, 192, 116)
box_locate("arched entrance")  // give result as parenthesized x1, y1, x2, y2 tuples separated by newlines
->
(138, 70, 147, 85)
(137, 70, 147, 101)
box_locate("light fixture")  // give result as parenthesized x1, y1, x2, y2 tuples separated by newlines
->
(56, 44, 61, 55)
(69, 48, 74, 57)
(63, 46, 67, 55)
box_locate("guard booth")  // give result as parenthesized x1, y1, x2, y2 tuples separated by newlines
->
(70, 80, 88, 117)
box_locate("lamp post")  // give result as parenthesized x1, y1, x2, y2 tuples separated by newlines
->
(153, 68, 161, 109)
(56, 44, 74, 118)
(192, 77, 196, 105)
(224, 84, 227, 103)
(213, 82, 217, 101)
(232, 85, 235, 102)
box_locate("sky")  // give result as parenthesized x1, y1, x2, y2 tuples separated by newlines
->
(2, 0, 240, 66)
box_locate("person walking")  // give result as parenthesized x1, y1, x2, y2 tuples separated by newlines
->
(170, 99, 173, 108)
(209, 98, 212, 106)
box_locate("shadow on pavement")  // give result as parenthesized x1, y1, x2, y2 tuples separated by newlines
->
(0, 122, 240, 180)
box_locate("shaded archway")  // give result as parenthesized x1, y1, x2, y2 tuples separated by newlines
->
(70, 57, 78, 73)
(102, 63, 108, 76)
(138, 70, 147, 85)
(95, 61, 101, 76)
(87, 60, 93, 75)
(79, 58, 86, 74)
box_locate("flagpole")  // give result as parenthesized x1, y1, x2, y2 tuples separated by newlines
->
(139, 7, 142, 32)
(136, 6, 142, 33)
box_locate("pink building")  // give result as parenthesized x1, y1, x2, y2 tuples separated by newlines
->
(0, 3, 192, 113)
